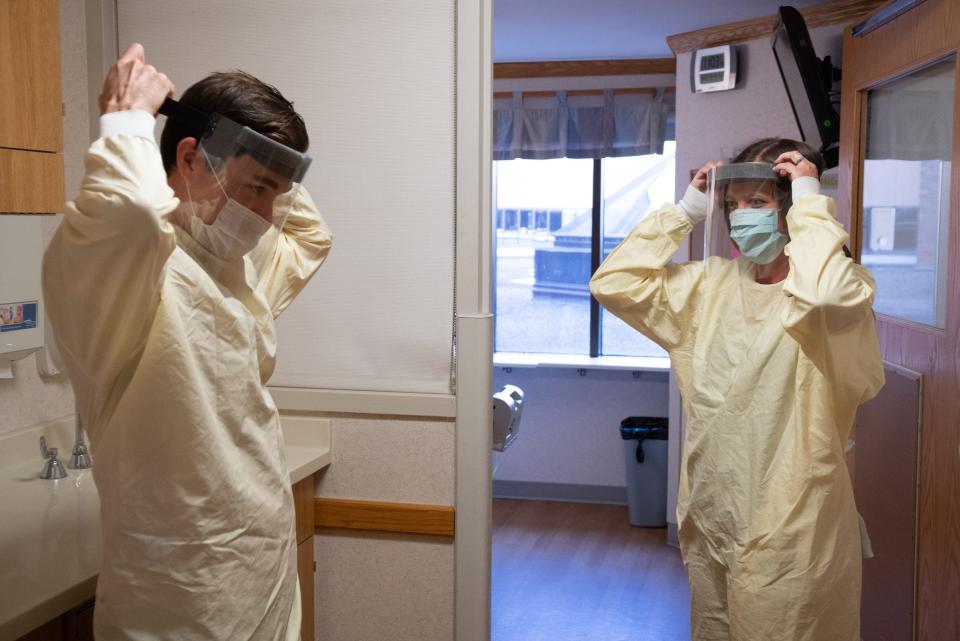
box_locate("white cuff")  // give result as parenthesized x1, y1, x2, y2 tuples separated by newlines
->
(678, 184, 708, 225)
(791, 176, 821, 200)
(99, 110, 157, 144)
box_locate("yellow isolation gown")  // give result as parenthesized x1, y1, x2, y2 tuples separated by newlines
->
(590, 193, 884, 641)
(43, 132, 332, 640)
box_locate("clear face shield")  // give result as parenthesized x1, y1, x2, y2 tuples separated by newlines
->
(191, 114, 312, 227)
(161, 97, 312, 260)
(704, 163, 790, 274)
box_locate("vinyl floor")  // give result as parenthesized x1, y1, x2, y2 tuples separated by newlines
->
(492, 499, 691, 641)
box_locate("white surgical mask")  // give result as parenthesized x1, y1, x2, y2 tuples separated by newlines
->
(188, 198, 271, 261)
(728, 208, 789, 265)
(183, 149, 272, 261)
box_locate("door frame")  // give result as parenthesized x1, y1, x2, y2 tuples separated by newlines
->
(837, 2, 960, 639)
(454, 1, 494, 640)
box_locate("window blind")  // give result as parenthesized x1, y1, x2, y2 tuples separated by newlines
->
(117, 0, 457, 395)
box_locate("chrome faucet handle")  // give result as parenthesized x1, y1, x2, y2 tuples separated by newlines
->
(70, 415, 92, 470)
(39, 437, 68, 480)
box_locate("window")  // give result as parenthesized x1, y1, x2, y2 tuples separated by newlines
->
(861, 56, 954, 328)
(493, 142, 676, 358)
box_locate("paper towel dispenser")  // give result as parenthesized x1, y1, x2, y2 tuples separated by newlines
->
(493, 384, 524, 452)
(0, 215, 45, 378)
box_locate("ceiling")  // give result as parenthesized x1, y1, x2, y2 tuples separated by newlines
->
(493, 0, 827, 61)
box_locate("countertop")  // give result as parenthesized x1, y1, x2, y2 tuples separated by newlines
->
(0, 414, 331, 641)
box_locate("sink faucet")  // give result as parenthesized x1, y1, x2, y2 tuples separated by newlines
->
(39, 437, 67, 480)
(70, 412, 92, 470)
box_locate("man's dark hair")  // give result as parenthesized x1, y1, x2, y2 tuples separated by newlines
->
(159, 71, 308, 175)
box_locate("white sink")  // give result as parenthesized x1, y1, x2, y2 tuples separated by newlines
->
(0, 414, 330, 640)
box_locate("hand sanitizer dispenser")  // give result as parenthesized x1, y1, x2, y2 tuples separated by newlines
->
(493, 384, 524, 452)
(0, 215, 45, 378)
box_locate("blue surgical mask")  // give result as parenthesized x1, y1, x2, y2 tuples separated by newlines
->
(728, 208, 789, 265)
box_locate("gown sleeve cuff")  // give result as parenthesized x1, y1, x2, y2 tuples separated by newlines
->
(678, 184, 708, 225)
(99, 110, 157, 144)
(791, 176, 821, 201)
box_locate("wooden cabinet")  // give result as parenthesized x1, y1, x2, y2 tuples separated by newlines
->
(14, 600, 94, 641)
(60, 601, 94, 641)
(297, 538, 316, 641)
(0, 0, 65, 213)
(13, 618, 61, 641)
(0, 0, 63, 152)
(0, 148, 65, 212)
(292, 475, 317, 641)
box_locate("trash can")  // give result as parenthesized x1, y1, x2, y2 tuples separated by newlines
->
(619, 416, 669, 527)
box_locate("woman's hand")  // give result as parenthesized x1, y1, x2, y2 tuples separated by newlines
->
(690, 160, 723, 193)
(680, 160, 722, 225)
(772, 151, 818, 182)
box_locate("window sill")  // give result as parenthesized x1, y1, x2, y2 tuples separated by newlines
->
(494, 352, 671, 372)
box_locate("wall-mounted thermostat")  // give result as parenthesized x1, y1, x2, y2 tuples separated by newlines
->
(691, 45, 738, 93)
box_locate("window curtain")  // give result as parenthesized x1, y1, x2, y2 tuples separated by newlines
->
(494, 88, 674, 161)
(867, 89, 954, 162)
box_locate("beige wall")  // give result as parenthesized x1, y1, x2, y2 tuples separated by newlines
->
(0, 0, 90, 439)
(315, 530, 454, 641)
(674, 23, 844, 199)
(307, 415, 456, 641)
(492, 368, 669, 488)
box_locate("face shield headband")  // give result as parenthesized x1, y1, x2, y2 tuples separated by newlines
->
(161, 96, 312, 232)
(159, 97, 312, 185)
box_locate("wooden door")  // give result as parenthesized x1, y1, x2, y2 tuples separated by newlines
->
(837, 2, 960, 640)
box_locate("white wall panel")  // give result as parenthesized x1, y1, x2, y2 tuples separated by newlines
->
(492, 367, 669, 487)
(117, 0, 456, 394)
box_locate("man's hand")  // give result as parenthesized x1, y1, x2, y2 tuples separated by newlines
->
(98, 43, 174, 116)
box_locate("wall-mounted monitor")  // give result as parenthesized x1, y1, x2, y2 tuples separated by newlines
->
(772, 6, 840, 167)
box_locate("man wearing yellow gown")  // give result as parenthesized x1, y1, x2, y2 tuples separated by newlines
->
(43, 44, 331, 640)
(591, 138, 884, 641)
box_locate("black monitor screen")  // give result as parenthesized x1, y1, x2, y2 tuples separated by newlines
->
(771, 6, 839, 156)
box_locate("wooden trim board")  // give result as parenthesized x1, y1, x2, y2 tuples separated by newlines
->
(494, 58, 675, 79)
(493, 87, 675, 99)
(314, 497, 455, 537)
(666, 0, 888, 55)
